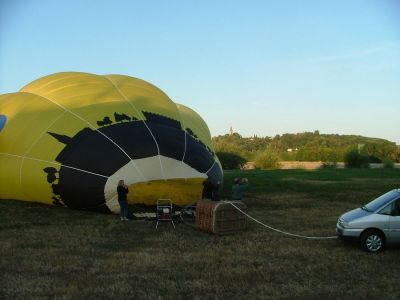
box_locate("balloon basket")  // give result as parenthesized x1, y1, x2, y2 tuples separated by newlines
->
(195, 199, 247, 235)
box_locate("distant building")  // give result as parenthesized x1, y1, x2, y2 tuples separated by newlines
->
(229, 126, 234, 136)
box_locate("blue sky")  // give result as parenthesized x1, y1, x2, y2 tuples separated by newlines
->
(1, 0, 399, 143)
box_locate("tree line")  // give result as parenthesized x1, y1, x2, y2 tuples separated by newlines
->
(212, 131, 400, 169)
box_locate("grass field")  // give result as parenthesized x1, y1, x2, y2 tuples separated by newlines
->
(1, 168, 400, 299)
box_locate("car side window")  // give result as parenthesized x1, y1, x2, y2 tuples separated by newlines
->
(392, 199, 400, 216)
(379, 203, 393, 215)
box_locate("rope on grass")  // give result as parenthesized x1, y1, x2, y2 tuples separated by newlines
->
(224, 201, 337, 240)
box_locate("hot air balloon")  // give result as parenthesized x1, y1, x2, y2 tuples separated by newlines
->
(0, 72, 223, 213)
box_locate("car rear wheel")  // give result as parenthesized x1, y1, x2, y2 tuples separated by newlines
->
(360, 229, 385, 252)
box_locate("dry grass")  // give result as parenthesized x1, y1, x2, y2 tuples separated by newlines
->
(1, 168, 400, 299)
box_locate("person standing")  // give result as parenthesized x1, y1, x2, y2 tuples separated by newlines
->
(212, 181, 221, 201)
(117, 180, 129, 221)
(202, 178, 214, 199)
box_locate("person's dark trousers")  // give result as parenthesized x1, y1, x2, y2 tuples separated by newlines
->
(118, 200, 128, 219)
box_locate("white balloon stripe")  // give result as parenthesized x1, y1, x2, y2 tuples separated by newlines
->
(105, 77, 167, 181)
(181, 130, 188, 180)
(175, 104, 188, 180)
(19, 111, 67, 188)
(23, 91, 147, 181)
(205, 160, 216, 175)
(1, 152, 114, 180)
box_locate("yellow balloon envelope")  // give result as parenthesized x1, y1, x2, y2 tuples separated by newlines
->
(0, 72, 223, 213)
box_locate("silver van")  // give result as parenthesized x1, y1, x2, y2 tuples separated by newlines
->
(336, 189, 400, 252)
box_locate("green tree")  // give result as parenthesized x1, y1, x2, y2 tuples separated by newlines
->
(212, 131, 399, 163)
(344, 149, 370, 168)
(254, 149, 280, 169)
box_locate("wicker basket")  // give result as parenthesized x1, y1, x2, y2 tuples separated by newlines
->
(195, 199, 247, 234)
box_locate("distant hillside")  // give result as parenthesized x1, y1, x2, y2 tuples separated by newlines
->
(212, 131, 400, 163)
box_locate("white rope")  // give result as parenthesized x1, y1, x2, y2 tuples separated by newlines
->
(224, 201, 337, 240)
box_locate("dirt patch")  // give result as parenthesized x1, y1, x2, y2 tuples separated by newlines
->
(281, 177, 340, 184)
(279, 161, 323, 169)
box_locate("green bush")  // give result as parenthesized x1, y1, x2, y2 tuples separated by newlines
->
(254, 150, 280, 169)
(344, 149, 369, 168)
(382, 159, 394, 168)
(216, 152, 246, 170)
